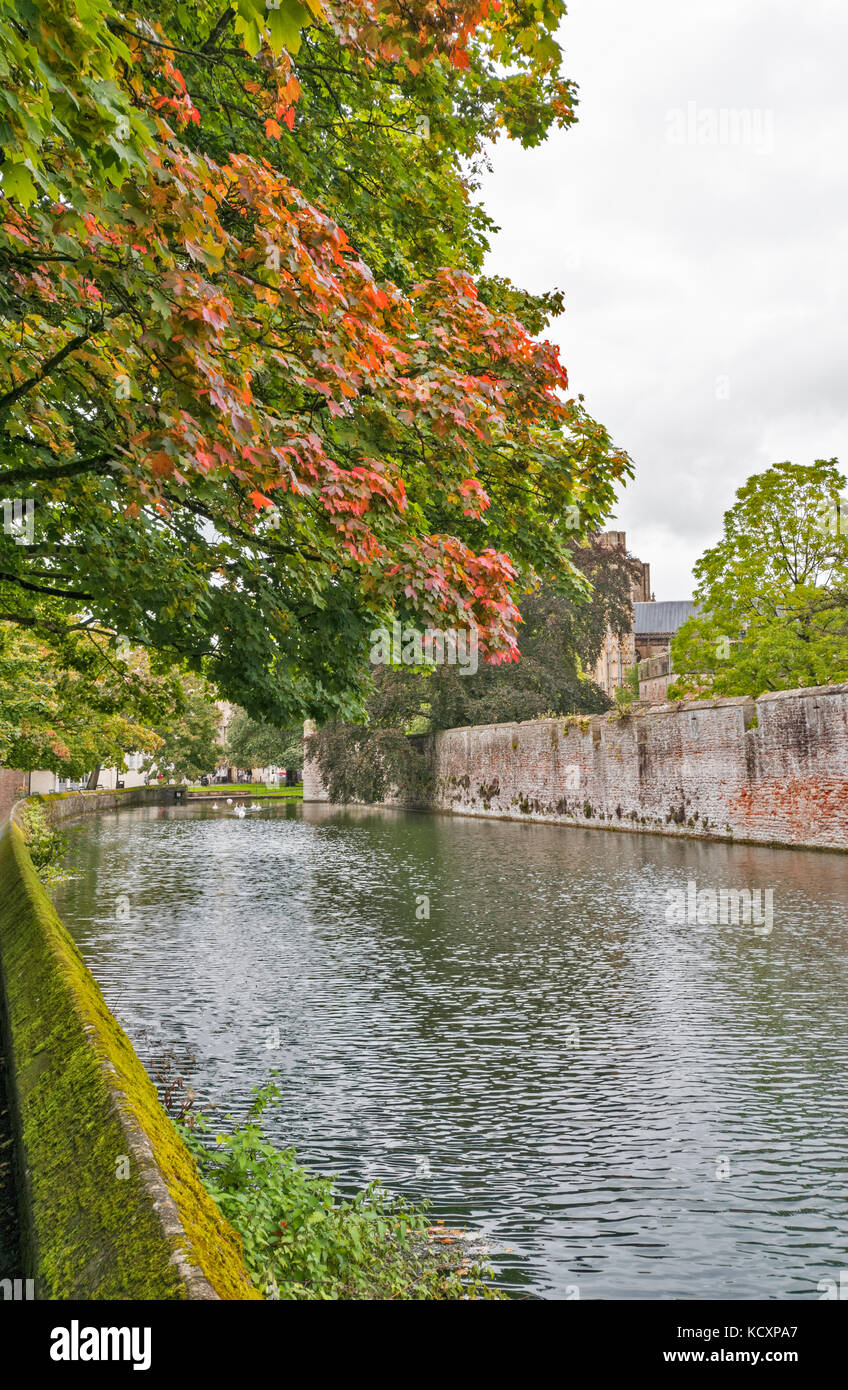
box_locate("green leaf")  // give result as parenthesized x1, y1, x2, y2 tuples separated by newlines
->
(2, 161, 36, 206)
(267, 0, 310, 56)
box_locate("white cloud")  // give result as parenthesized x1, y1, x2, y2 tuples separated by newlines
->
(480, 0, 848, 597)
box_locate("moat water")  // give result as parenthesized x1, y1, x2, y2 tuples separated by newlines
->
(52, 801, 848, 1299)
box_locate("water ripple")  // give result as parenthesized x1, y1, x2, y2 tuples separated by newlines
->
(52, 802, 848, 1299)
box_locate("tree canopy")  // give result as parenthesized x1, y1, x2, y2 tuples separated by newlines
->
(1, 0, 631, 732)
(670, 459, 848, 698)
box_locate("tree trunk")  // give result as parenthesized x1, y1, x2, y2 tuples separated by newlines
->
(86, 765, 101, 790)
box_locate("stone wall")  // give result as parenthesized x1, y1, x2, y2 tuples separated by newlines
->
(301, 719, 329, 802)
(30, 784, 186, 823)
(304, 683, 848, 852)
(428, 683, 848, 851)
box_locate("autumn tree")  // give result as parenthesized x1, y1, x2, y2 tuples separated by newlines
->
(670, 460, 848, 697)
(0, 619, 173, 776)
(0, 0, 631, 727)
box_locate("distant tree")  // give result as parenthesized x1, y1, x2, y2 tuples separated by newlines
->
(141, 675, 222, 781)
(226, 709, 303, 775)
(0, 621, 174, 777)
(670, 460, 848, 698)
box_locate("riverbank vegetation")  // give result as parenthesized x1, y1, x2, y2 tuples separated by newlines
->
(179, 1084, 500, 1301)
(17, 799, 71, 886)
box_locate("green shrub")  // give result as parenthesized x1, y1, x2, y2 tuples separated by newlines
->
(180, 1084, 501, 1301)
(18, 800, 69, 884)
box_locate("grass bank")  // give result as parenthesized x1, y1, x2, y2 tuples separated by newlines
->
(186, 784, 303, 798)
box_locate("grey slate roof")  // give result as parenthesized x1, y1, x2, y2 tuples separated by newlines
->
(634, 600, 696, 635)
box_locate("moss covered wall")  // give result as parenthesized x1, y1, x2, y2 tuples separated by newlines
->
(0, 793, 260, 1300)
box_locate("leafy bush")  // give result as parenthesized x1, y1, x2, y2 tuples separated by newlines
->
(180, 1084, 500, 1300)
(18, 800, 69, 885)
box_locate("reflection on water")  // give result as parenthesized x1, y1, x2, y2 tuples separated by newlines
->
(52, 802, 848, 1298)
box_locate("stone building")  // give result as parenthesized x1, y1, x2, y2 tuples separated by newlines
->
(592, 531, 653, 697)
(635, 600, 697, 701)
(589, 531, 696, 703)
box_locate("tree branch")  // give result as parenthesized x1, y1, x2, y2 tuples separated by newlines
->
(0, 327, 97, 414)
(0, 572, 94, 600)
(203, 7, 235, 52)
(0, 452, 119, 487)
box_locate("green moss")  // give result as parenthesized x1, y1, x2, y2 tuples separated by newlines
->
(0, 819, 259, 1300)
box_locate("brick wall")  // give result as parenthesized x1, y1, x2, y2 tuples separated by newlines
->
(302, 683, 848, 851)
(0, 771, 27, 826)
(428, 683, 848, 850)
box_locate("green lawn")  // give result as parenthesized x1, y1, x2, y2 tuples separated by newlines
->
(186, 784, 302, 797)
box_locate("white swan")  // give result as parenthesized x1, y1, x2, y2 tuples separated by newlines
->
(235, 805, 246, 819)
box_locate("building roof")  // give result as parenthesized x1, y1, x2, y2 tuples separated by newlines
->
(634, 600, 696, 636)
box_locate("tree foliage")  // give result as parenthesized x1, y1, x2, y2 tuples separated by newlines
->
(226, 706, 303, 771)
(670, 460, 848, 698)
(140, 671, 223, 779)
(0, 620, 174, 774)
(308, 538, 643, 799)
(1, 0, 631, 729)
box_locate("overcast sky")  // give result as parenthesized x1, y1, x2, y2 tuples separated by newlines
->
(480, 0, 848, 599)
